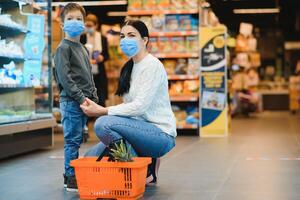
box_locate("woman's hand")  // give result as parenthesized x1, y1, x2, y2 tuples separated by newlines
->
(80, 98, 108, 117)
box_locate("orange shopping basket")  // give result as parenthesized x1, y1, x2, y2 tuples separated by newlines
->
(71, 157, 152, 200)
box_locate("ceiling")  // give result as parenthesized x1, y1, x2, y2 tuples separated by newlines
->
(208, 0, 300, 40)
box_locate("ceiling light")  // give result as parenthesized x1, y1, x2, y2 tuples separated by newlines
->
(107, 11, 127, 16)
(233, 8, 280, 14)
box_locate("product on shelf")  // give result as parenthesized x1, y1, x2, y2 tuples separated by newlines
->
(184, 0, 198, 9)
(247, 35, 257, 51)
(169, 81, 184, 96)
(143, 0, 157, 10)
(172, 105, 199, 126)
(170, 0, 185, 10)
(156, 0, 170, 10)
(0, 14, 27, 31)
(0, 40, 24, 58)
(186, 36, 198, 53)
(178, 15, 192, 31)
(183, 80, 199, 94)
(148, 37, 159, 53)
(239, 22, 253, 37)
(163, 59, 177, 75)
(140, 16, 153, 32)
(128, 0, 143, 10)
(235, 34, 248, 52)
(165, 15, 179, 31)
(171, 37, 186, 53)
(187, 58, 199, 75)
(0, 61, 23, 85)
(158, 37, 172, 53)
(249, 52, 261, 67)
(235, 53, 250, 68)
(152, 15, 165, 31)
(174, 58, 188, 74)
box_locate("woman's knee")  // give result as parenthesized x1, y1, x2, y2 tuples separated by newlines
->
(94, 115, 121, 144)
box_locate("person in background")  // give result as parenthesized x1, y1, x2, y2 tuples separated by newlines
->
(80, 14, 109, 106)
(80, 20, 176, 186)
(54, 3, 98, 192)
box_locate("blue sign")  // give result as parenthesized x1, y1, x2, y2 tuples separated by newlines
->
(23, 60, 42, 87)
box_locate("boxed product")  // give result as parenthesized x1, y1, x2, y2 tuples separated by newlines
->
(186, 36, 198, 53)
(249, 52, 261, 67)
(169, 81, 183, 96)
(158, 37, 172, 53)
(140, 16, 153, 32)
(163, 60, 177, 75)
(247, 35, 257, 51)
(172, 37, 186, 53)
(174, 59, 188, 74)
(191, 16, 199, 30)
(187, 58, 199, 75)
(156, 0, 170, 10)
(239, 22, 253, 37)
(128, 0, 143, 10)
(148, 37, 159, 54)
(170, 0, 185, 10)
(183, 80, 199, 94)
(151, 15, 165, 32)
(235, 34, 248, 52)
(165, 15, 179, 31)
(184, 0, 198, 9)
(178, 15, 192, 31)
(143, 0, 157, 10)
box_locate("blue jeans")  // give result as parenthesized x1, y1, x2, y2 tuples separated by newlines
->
(60, 100, 88, 177)
(85, 115, 175, 158)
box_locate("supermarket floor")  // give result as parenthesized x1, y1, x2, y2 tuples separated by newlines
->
(1, 112, 300, 200)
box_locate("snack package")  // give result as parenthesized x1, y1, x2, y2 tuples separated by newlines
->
(169, 81, 183, 96)
(191, 16, 199, 30)
(183, 80, 199, 94)
(148, 37, 159, 54)
(140, 16, 153, 32)
(175, 58, 188, 74)
(172, 37, 186, 53)
(152, 15, 165, 32)
(187, 58, 199, 75)
(156, 0, 170, 10)
(179, 15, 192, 31)
(159, 37, 172, 53)
(165, 15, 179, 31)
(128, 0, 143, 10)
(184, 0, 198, 9)
(163, 60, 177, 75)
(186, 36, 198, 53)
(143, 0, 157, 10)
(170, 0, 185, 10)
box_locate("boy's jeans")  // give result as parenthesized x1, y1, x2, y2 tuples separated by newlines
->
(60, 100, 87, 177)
(85, 115, 175, 158)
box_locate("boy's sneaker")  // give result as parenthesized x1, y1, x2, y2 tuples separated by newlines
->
(63, 174, 67, 188)
(66, 175, 78, 192)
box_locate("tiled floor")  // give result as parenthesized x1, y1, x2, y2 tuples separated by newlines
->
(1, 112, 300, 200)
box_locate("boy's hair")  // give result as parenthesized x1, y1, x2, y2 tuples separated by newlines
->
(60, 3, 86, 22)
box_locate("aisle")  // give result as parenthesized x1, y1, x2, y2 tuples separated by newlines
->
(0, 112, 300, 200)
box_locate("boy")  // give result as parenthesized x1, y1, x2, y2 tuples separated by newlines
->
(54, 3, 98, 192)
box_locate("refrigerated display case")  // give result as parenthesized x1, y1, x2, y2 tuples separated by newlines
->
(0, 0, 55, 159)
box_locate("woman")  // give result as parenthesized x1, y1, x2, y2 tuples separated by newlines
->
(80, 20, 177, 185)
(80, 14, 109, 106)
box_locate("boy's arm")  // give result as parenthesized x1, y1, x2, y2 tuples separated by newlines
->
(54, 46, 85, 104)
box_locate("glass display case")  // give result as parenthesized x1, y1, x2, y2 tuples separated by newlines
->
(0, 0, 54, 159)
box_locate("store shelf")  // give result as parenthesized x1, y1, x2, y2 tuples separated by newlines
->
(0, 25, 28, 38)
(168, 74, 199, 80)
(170, 95, 199, 102)
(0, 55, 25, 63)
(177, 124, 198, 129)
(150, 31, 198, 37)
(128, 10, 199, 16)
(154, 53, 199, 59)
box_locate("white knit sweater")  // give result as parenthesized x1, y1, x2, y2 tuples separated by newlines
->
(108, 54, 177, 137)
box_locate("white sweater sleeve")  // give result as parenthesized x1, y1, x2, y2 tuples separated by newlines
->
(108, 63, 163, 117)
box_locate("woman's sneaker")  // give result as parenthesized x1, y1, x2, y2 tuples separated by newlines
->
(146, 158, 160, 186)
(66, 175, 78, 192)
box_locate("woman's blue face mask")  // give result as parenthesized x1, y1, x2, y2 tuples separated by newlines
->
(120, 38, 141, 57)
(63, 20, 85, 38)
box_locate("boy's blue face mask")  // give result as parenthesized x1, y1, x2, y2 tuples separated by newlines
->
(63, 20, 85, 38)
(120, 38, 141, 57)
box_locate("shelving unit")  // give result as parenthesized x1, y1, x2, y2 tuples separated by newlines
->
(127, 2, 200, 134)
